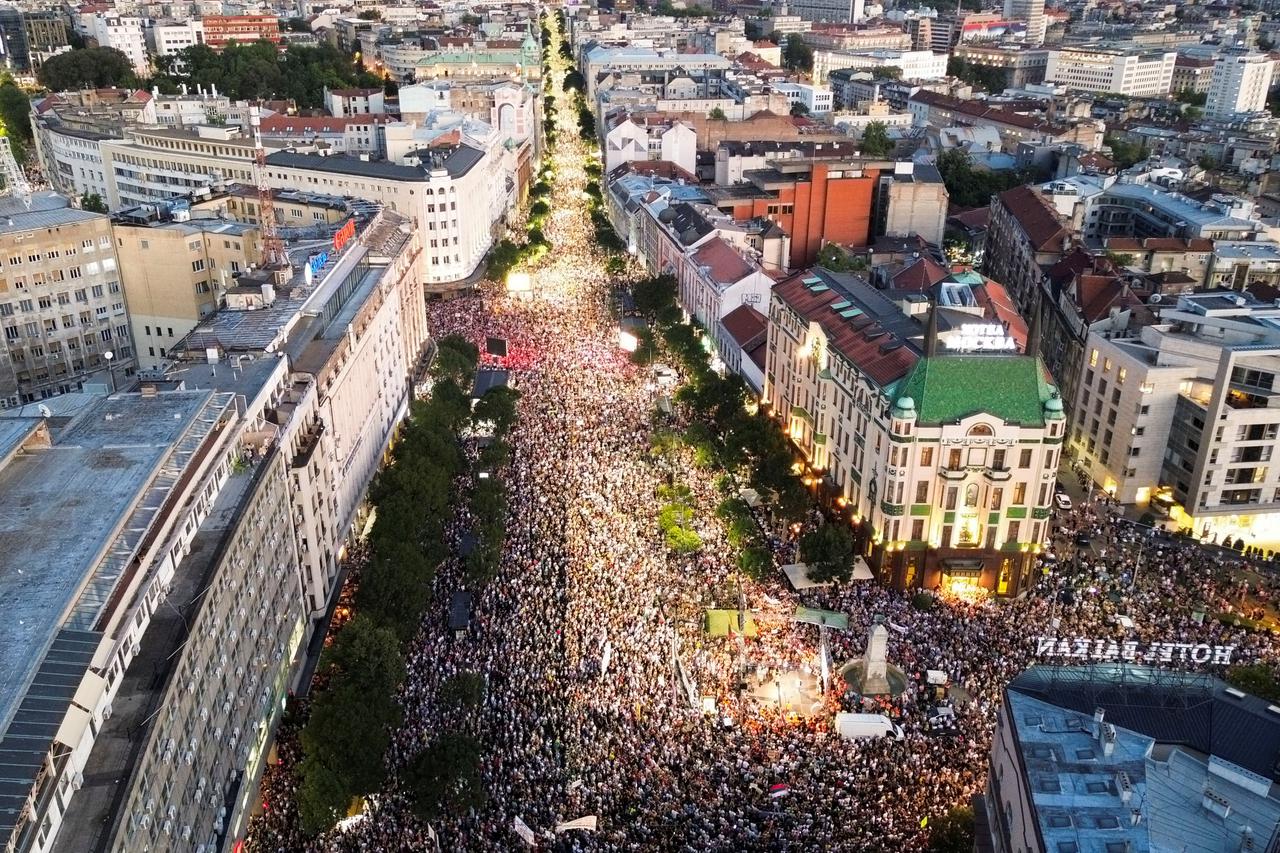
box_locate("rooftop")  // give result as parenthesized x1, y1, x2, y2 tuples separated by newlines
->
(266, 144, 485, 181)
(895, 354, 1056, 427)
(0, 193, 105, 236)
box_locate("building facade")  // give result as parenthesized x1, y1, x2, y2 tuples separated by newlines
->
(0, 194, 135, 407)
(1206, 52, 1275, 120)
(1044, 47, 1176, 97)
(764, 268, 1063, 597)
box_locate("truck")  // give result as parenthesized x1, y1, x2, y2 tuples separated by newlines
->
(833, 712, 904, 741)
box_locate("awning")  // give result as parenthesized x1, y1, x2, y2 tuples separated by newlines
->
(705, 609, 759, 637)
(739, 487, 762, 508)
(851, 557, 874, 581)
(941, 558, 984, 578)
(793, 606, 849, 630)
(782, 562, 830, 589)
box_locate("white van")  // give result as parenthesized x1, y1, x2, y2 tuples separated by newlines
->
(834, 712, 904, 741)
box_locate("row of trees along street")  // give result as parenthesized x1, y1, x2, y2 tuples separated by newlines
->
(295, 335, 520, 833)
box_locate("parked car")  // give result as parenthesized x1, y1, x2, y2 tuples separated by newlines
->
(1054, 493, 1073, 511)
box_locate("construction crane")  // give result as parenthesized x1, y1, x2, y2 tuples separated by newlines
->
(249, 105, 286, 269)
(0, 136, 32, 210)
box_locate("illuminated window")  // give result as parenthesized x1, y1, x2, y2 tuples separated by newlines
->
(1089, 349, 1099, 367)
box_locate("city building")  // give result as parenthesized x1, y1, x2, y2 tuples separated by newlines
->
(771, 82, 835, 115)
(1044, 46, 1177, 97)
(1206, 51, 1276, 120)
(952, 44, 1049, 89)
(803, 25, 911, 52)
(0, 7, 29, 72)
(111, 198, 263, 371)
(152, 20, 205, 59)
(718, 303, 768, 395)
(1084, 183, 1264, 243)
(971, 185, 1071, 314)
(1003, 0, 1046, 46)
(1073, 291, 1280, 546)
(84, 14, 150, 77)
(1172, 54, 1215, 96)
(908, 90, 1102, 153)
(986, 666, 1280, 853)
(100, 126, 257, 210)
(787, 0, 867, 24)
(201, 15, 281, 51)
(264, 143, 506, 286)
(324, 87, 386, 117)
(813, 49, 949, 84)
(257, 113, 394, 158)
(583, 46, 732, 99)
(412, 35, 542, 84)
(764, 267, 1064, 596)
(604, 114, 697, 176)
(0, 193, 134, 407)
(2, 202, 429, 853)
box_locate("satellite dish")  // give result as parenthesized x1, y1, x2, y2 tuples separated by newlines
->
(37, 404, 52, 418)
(1148, 293, 1163, 305)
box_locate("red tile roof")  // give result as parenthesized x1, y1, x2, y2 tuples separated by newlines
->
(693, 237, 754, 285)
(772, 272, 919, 387)
(1076, 274, 1126, 323)
(996, 185, 1069, 252)
(892, 256, 950, 291)
(609, 159, 699, 182)
(910, 90, 1067, 135)
(972, 278, 1028, 348)
(720, 303, 768, 349)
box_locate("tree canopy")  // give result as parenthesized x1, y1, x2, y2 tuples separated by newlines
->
(780, 35, 814, 73)
(153, 42, 383, 108)
(39, 47, 138, 90)
(946, 56, 1006, 92)
(860, 121, 892, 157)
(799, 524, 856, 583)
(936, 149, 1036, 210)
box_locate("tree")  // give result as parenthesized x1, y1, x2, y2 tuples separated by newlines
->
(1104, 251, 1134, 269)
(404, 732, 487, 821)
(564, 69, 586, 92)
(860, 121, 892, 157)
(1105, 135, 1148, 169)
(0, 77, 32, 160)
(790, 101, 810, 116)
(473, 386, 521, 436)
(439, 672, 486, 710)
(1174, 88, 1207, 106)
(632, 274, 677, 318)
(433, 334, 479, 386)
(80, 193, 108, 214)
(925, 805, 975, 853)
(297, 616, 405, 834)
(1226, 663, 1280, 702)
(38, 47, 137, 90)
(782, 36, 813, 73)
(946, 56, 1006, 92)
(708, 106, 727, 120)
(799, 524, 856, 583)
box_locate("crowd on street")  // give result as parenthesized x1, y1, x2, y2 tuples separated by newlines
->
(243, 19, 1280, 853)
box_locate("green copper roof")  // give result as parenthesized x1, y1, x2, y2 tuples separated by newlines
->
(894, 355, 1057, 427)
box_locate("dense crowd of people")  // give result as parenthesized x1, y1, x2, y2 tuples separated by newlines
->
(244, 20, 1280, 853)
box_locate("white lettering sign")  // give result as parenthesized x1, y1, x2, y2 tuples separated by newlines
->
(945, 323, 1018, 353)
(1034, 636, 1235, 665)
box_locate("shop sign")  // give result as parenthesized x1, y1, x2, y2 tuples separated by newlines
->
(333, 219, 357, 252)
(945, 323, 1017, 353)
(1034, 636, 1235, 665)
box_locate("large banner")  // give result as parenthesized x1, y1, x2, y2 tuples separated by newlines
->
(1034, 636, 1235, 665)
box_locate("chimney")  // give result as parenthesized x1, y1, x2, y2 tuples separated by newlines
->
(1101, 723, 1116, 757)
(261, 282, 276, 306)
(924, 299, 939, 357)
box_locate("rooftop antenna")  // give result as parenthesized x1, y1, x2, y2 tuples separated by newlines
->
(249, 104, 286, 271)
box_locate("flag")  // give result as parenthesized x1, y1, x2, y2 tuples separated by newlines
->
(920, 816, 928, 828)
(769, 783, 790, 799)
(513, 816, 536, 846)
(555, 815, 598, 833)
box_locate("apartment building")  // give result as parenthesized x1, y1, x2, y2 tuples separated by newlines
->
(99, 126, 257, 210)
(1044, 46, 1176, 97)
(984, 185, 1072, 313)
(1003, 0, 1045, 46)
(1172, 54, 1215, 95)
(264, 144, 503, 286)
(788, 0, 867, 24)
(201, 15, 281, 50)
(771, 82, 835, 115)
(85, 13, 150, 76)
(952, 44, 1049, 88)
(1084, 183, 1263, 242)
(324, 87, 386, 117)
(152, 20, 205, 57)
(813, 49, 949, 83)
(1206, 52, 1276, 120)
(3, 204, 429, 853)
(112, 202, 262, 371)
(0, 194, 134, 407)
(1073, 292, 1280, 549)
(764, 267, 1063, 596)
(604, 114, 697, 175)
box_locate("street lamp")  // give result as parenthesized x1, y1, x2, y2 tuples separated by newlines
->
(103, 350, 116, 395)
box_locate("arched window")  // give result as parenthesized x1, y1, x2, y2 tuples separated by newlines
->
(968, 423, 994, 437)
(964, 484, 979, 507)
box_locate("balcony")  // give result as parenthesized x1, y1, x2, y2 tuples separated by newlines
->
(291, 419, 325, 470)
(983, 467, 1013, 482)
(939, 467, 968, 480)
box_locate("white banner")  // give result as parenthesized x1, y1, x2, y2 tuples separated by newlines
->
(1035, 636, 1235, 665)
(513, 816, 536, 846)
(601, 641, 613, 679)
(555, 815, 598, 833)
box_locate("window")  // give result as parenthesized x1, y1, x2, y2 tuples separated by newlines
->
(968, 423, 993, 437)
(919, 447, 933, 467)
(1008, 520, 1021, 542)
(992, 449, 1006, 470)
(945, 487, 957, 511)
(1019, 448, 1032, 468)
(1013, 482, 1027, 504)
(191, 259, 205, 272)
(964, 484, 979, 507)
(990, 487, 1004, 509)
(915, 481, 928, 503)
(911, 519, 924, 540)
(947, 448, 962, 469)
(1089, 348, 1098, 367)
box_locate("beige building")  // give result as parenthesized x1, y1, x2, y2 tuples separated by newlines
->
(0, 193, 135, 407)
(882, 162, 949, 246)
(99, 126, 257, 211)
(114, 215, 260, 371)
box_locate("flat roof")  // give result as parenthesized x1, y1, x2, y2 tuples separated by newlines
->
(0, 392, 218, 734)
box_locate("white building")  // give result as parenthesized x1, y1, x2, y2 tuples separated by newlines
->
(812, 49, 949, 84)
(152, 19, 204, 57)
(603, 116, 697, 177)
(1206, 52, 1275, 120)
(87, 14, 150, 76)
(1003, 0, 1046, 46)
(324, 87, 387, 116)
(265, 144, 505, 286)
(1044, 47, 1176, 97)
(788, 0, 866, 24)
(772, 81, 835, 115)
(1072, 291, 1280, 549)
